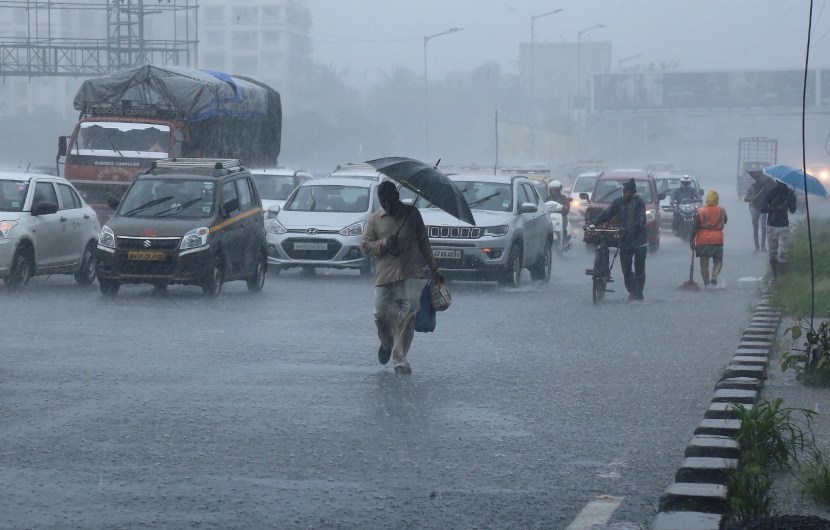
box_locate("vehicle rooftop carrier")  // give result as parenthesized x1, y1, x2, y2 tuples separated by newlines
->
(151, 158, 242, 174)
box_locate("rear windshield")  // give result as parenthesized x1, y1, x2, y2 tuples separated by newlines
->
(573, 176, 597, 193)
(592, 179, 653, 203)
(252, 174, 300, 201)
(0, 180, 28, 212)
(118, 178, 216, 218)
(285, 185, 371, 213)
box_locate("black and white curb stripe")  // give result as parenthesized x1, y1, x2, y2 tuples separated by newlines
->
(651, 293, 780, 530)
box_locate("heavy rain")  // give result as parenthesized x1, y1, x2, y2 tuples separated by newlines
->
(1, 1, 830, 529)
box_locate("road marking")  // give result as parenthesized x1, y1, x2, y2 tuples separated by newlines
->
(566, 495, 624, 530)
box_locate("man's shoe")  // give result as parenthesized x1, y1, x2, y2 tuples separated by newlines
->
(394, 364, 412, 375)
(628, 293, 636, 302)
(378, 345, 392, 365)
(711, 279, 717, 286)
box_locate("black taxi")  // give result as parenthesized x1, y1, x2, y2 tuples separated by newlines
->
(95, 158, 267, 297)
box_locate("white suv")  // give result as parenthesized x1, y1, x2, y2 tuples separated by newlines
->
(0, 172, 100, 288)
(420, 174, 553, 287)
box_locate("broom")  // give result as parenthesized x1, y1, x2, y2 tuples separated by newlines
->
(679, 247, 701, 291)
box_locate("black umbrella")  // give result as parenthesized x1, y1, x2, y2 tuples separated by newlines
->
(366, 156, 476, 226)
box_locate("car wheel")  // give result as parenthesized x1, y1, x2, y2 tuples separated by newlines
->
(99, 279, 120, 297)
(247, 252, 267, 293)
(499, 244, 522, 288)
(359, 257, 376, 278)
(529, 239, 552, 282)
(202, 256, 224, 297)
(74, 242, 98, 285)
(5, 246, 33, 289)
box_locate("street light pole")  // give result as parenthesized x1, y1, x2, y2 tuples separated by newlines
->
(424, 27, 463, 160)
(530, 9, 563, 103)
(618, 53, 643, 71)
(577, 24, 605, 104)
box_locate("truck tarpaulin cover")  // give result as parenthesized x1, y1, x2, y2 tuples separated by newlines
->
(73, 65, 281, 163)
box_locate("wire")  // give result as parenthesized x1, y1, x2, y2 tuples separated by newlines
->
(802, 0, 817, 326)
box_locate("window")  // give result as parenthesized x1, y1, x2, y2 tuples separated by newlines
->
(232, 31, 257, 51)
(234, 56, 259, 75)
(204, 6, 225, 24)
(516, 183, 531, 206)
(33, 181, 58, 206)
(202, 52, 226, 70)
(232, 6, 257, 24)
(235, 178, 253, 210)
(261, 6, 282, 22)
(222, 181, 240, 213)
(57, 184, 82, 209)
(205, 32, 226, 47)
(261, 30, 280, 47)
(523, 183, 540, 203)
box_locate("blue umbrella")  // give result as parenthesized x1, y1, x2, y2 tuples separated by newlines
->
(763, 164, 828, 198)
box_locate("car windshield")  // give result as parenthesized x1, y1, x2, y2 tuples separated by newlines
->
(252, 174, 299, 200)
(285, 185, 371, 213)
(74, 121, 170, 159)
(656, 178, 682, 194)
(118, 178, 216, 218)
(0, 180, 29, 212)
(422, 181, 512, 212)
(573, 176, 598, 193)
(593, 179, 654, 203)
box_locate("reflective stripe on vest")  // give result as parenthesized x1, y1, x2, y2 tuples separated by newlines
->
(695, 205, 725, 246)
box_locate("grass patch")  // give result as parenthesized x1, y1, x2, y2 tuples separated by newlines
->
(802, 451, 830, 503)
(772, 218, 830, 318)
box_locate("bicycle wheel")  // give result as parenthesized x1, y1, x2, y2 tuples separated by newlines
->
(592, 243, 610, 304)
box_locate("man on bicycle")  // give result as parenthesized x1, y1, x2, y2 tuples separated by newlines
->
(588, 178, 648, 301)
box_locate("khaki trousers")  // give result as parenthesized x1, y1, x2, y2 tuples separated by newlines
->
(374, 278, 422, 367)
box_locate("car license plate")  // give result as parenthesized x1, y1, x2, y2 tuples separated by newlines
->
(433, 249, 461, 259)
(127, 251, 165, 261)
(294, 242, 327, 251)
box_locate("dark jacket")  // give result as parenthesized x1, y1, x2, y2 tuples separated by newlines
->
(671, 186, 700, 204)
(760, 184, 796, 227)
(745, 180, 774, 210)
(591, 195, 647, 249)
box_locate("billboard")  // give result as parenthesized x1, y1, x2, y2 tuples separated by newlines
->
(594, 70, 819, 112)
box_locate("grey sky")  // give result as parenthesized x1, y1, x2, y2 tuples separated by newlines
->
(308, 0, 825, 87)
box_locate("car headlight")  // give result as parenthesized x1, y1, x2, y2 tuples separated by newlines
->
(181, 226, 210, 250)
(98, 225, 116, 248)
(267, 219, 287, 235)
(484, 225, 509, 236)
(646, 209, 656, 223)
(339, 221, 364, 237)
(0, 220, 17, 239)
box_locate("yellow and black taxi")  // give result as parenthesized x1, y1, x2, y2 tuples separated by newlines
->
(95, 158, 267, 297)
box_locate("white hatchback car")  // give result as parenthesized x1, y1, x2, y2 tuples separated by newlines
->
(266, 178, 378, 276)
(0, 172, 100, 288)
(250, 168, 313, 220)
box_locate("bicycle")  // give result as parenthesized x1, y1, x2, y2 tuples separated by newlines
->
(583, 227, 621, 304)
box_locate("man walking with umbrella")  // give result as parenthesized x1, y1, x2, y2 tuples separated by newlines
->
(362, 181, 442, 375)
(761, 180, 796, 278)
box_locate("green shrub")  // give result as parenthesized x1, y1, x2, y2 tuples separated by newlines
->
(732, 399, 815, 470)
(772, 218, 830, 318)
(781, 319, 830, 386)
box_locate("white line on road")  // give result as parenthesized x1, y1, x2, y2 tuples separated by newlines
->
(566, 495, 624, 530)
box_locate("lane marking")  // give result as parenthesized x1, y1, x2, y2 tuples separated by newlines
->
(566, 495, 624, 530)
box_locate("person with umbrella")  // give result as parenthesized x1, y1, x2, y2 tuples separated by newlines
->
(362, 181, 442, 375)
(760, 180, 797, 278)
(744, 170, 774, 252)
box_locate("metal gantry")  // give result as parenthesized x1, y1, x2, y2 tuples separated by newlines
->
(0, 0, 198, 77)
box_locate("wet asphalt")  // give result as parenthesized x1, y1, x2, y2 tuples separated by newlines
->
(0, 196, 798, 529)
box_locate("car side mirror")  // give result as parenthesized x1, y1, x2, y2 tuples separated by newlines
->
(266, 204, 281, 219)
(658, 192, 667, 201)
(107, 196, 120, 210)
(223, 198, 240, 216)
(519, 202, 538, 214)
(58, 136, 68, 157)
(579, 192, 590, 200)
(32, 201, 59, 216)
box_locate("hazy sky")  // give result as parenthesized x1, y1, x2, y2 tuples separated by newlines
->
(307, 0, 826, 87)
